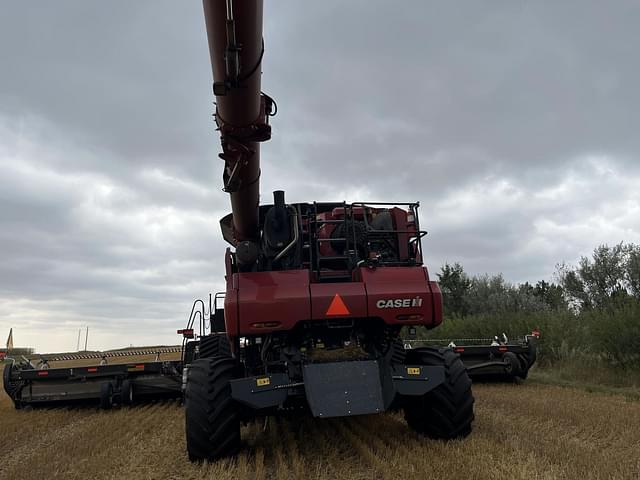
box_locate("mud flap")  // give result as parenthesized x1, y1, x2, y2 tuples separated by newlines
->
(230, 373, 290, 410)
(303, 360, 387, 418)
(392, 365, 445, 396)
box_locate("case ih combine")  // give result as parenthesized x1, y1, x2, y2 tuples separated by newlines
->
(180, 0, 474, 461)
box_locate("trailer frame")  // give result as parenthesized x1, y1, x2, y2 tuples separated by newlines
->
(3, 358, 182, 409)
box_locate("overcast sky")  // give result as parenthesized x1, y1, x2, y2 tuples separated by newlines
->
(1, 1, 639, 353)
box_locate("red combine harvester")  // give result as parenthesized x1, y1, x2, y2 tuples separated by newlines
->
(183, 0, 474, 461)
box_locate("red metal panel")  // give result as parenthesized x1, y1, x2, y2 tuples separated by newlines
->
(310, 283, 367, 320)
(428, 280, 443, 327)
(424, 265, 443, 327)
(224, 275, 240, 337)
(233, 270, 311, 335)
(360, 266, 441, 327)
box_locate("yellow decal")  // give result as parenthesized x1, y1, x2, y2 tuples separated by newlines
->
(407, 367, 421, 375)
(256, 377, 271, 387)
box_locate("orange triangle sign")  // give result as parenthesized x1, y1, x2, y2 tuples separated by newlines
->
(326, 294, 350, 316)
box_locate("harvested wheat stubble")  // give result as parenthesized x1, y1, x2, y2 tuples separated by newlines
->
(1, 366, 639, 480)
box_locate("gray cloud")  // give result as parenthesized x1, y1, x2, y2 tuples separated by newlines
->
(1, 1, 639, 351)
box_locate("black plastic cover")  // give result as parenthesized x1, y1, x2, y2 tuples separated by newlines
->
(303, 360, 385, 418)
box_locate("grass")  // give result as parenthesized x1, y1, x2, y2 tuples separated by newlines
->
(528, 361, 640, 401)
(1, 364, 639, 480)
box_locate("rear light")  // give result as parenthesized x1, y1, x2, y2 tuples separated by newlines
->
(498, 346, 508, 352)
(396, 314, 424, 321)
(251, 321, 281, 329)
(37, 371, 49, 376)
(177, 329, 194, 338)
(87, 367, 98, 373)
(455, 347, 465, 353)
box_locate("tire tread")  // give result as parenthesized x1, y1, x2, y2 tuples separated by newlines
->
(403, 346, 474, 439)
(185, 357, 240, 461)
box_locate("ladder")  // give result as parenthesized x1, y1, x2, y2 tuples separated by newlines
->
(307, 202, 356, 282)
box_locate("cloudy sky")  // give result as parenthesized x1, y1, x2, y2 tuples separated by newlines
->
(1, 1, 639, 353)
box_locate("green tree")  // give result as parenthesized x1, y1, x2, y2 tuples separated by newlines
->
(557, 243, 640, 309)
(437, 262, 471, 317)
(467, 274, 548, 314)
(532, 280, 566, 310)
(626, 246, 640, 297)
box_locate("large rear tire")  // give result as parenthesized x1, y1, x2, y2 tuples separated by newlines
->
(185, 357, 240, 461)
(198, 334, 231, 360)
(403, 347, 474, 439)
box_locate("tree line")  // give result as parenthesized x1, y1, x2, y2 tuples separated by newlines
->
(433, 242, 640, 369)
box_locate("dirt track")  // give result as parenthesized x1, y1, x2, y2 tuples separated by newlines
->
(1, 377, 639, 480)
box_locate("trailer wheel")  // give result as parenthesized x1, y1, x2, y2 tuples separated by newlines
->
(100, 382, 114, 410)
(198, 334, 231, 359)
(185, 356, 240, 461)
(403, 347, 474, 439)
(3, 364, 24, 409)
(516, 354, 531, 379)
(3, 362, 21, 398)
(502, 352, 522, 377)
(120, 380, 134, 405)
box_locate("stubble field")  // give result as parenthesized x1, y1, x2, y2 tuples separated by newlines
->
(1, 365, 639, 480)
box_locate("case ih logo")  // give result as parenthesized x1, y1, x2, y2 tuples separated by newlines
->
(376, 297, 423, 309)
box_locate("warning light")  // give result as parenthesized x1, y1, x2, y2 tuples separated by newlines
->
(177, 329, 194, 338)
(326, 294, 350, 316)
